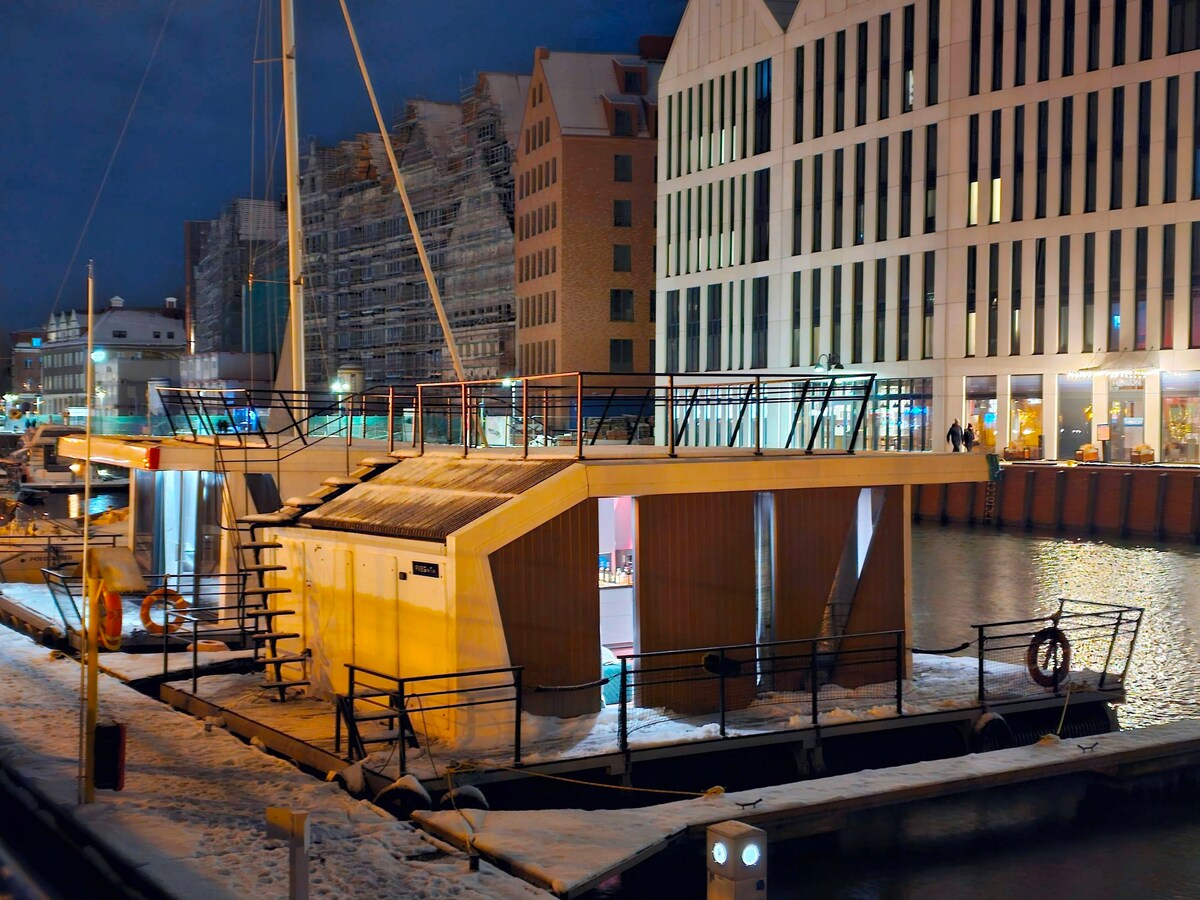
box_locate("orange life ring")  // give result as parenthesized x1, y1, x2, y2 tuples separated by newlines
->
(1026, 626, 1071, 688)
(140, 588, 188, 634)
(100, 589, 123, 651)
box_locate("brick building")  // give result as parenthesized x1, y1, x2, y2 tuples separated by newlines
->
(513, 38, 671, 376)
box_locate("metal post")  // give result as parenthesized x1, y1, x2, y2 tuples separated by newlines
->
(718, 648, 727, 738)
(193, 618, 200, 694)
(416, 385, 424, 455)
(753, 376, 763, 456)
(397, 677, 407, 775)
(809, 642, 818, 726)
(1099, 611, 1121, 689)
(575, 373, 584, 460)
(895, 631, 903, 715)
(513, 667, 523, 766)
(667, 375, 676, 458)
(521, 378, 529, 460)
(976, 625, 986, 702)
(618, 657, 629, 754)
(387, 387, 395, 454)
(460, 382, 469, 457)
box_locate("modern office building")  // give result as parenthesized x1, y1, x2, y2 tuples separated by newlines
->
(657, 0, 1200, 461)
(513, 38, 671, 376)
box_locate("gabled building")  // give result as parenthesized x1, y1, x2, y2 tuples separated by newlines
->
(657, 0, 1200, 462)
(513, 39, 670, 375)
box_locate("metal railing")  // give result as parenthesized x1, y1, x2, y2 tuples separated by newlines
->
(973, 598, 1143, 703)
(335, 662, 523, 773)
(613, 631, 905, 753)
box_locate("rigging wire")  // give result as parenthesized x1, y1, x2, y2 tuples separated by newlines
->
(50, 1, 179, 316)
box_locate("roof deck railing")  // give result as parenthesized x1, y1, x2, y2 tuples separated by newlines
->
(154, 370, 876, 461)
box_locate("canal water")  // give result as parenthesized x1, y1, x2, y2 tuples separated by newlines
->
(602, 523, 1200, 898)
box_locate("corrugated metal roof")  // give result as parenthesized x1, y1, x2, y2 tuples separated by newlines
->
(300, 456, 573, 541)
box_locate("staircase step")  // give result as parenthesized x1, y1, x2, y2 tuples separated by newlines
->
(242, 563, 286, 574)
(253, 631, 299, 641)
(240, 541, 282, 551)
(353, 709, 401, 723)
(355, 457, 395, 468)
(285, 496, 324, 509)
(244, 587, 290, 596)
(238, 509, 302, 524)
(323, 475, 362, 486)
(259, 679, 310, 691)
(256, 653, 308, 666)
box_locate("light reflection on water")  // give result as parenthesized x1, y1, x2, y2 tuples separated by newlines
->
(57, 491, 126, 520)
(911, 523, 1200, 728)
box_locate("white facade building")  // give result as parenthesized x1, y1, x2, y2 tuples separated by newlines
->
(657, 0, 1200, 462)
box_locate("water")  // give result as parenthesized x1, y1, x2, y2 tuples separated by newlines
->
(600, 524, 1200, 898)
(18, 488, 126, 521)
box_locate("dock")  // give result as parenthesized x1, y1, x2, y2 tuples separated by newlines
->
(413, 719, 1200, 898)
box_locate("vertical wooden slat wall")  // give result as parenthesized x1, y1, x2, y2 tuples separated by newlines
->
(635, 491, 757, 714)
(489, 498, 599, 718)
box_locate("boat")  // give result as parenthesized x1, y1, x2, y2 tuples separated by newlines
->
(2, 424, 129, 491)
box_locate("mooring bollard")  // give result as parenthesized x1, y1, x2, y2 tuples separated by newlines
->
(266, 807, 310, 900)
(706, 820, 767, 899)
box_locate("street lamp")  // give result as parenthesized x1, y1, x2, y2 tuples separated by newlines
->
(813, 353, 845, 372)
(330, 380, 350, 436)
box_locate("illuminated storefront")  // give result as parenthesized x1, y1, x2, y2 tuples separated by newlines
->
(1107, 373, 1146, 464)
(1009, 375, 1044, 459)
(863, 378, 932, 452)
(1057, 374, 1093, 461)
(965, 376, 997, 453)
(1161, 372, 1200, 462)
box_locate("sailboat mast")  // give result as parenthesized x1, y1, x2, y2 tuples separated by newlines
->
(280, 0, 306, 395)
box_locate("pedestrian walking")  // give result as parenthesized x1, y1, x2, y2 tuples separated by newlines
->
(963, 422, 977, 452)
(947, 418, 963, 452)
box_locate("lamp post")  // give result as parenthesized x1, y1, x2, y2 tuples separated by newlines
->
(330, 380, 349, 437)
(813, 352, 845, 372)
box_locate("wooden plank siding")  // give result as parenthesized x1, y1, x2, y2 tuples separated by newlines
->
(634, 492, 758, 715)
(489, 499, 600, 718)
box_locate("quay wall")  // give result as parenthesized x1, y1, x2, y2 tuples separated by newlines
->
(914, 462, 1200, 542)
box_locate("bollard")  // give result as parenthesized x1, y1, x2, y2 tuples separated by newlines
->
(266, 807, 310, 900)
(706, 820, 767, 899)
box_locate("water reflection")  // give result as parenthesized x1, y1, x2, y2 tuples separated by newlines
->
(53, 491, 126, 520)
(912, 523, 1200, 727)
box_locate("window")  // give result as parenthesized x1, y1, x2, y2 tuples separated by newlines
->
(610, 289, 634, 321)
(1034, 237, 1046, 354)
(811, 269, 823, 363)
(794, 47, 805, 143)
(1015, 0, 1028, 85)
(613, 245, 632, 271)
(1087, 0, 1101, 69)
(791, 272, 803, 366)
(1108, 230, 1123, 350)
(898, 255, 911, 360)
(924, 124, 938, 233)
(792, 159, 803, 254)
(623, 70, 641, 94)
(1112, 87, 1126, 209)
(875, 258, 887, 361)
(1060, 96, 1073, 215)
(966, 245, 978, 356)
(879, 14, 892, 119)
(751, 277, 769, 368)
(1037, 0, 1051, 81)
(1058, 235, 1071, 353)
(1013, 106, 1026, 221)
(614, 107, 634, 137)
(990, 109, 1002, 223)
(753, 168, 770, 261)
(814, 38, 826, 138)
(832, 149, 844, 249)
(834, 31, 846, 132)
(1063, 0, 1076, 77)
(812, 154, 824, 252)
(614, 154, 633, 182)
(992, 0, 1004, 92)
(1014, 244, 1026, 353)
(902, 4, 915, 112)
(832, 266, 843, 355)
(650, 290, 657, 323)
(1083, 232, 1096, 352)
(856, 23, 869, 126)
(112, 330, 127, 338)
(1194, 73, 1200, 199)
(666, 290, 680, 370)
(1035, 100, 1048, 218)
(877, 136, 890, 241)
(610, 339, 634, 373)
(900, 130, 913, 237)
(854, 142, 866, 245)
(613, 199, 632, 227)
(969, 0, 979, 95)
(1140, 0, 1154, 59)
(1136, 81, 1152, 206)
(988, 243, 999, 357)
(922, 251, 935, 358)
(707, 284, 722, 370)
(1115, 0, 1128, 63)
(754, 59, 771, 154)
(928, 0, 941, 104)
(153, 331, 161, 338)
(852, 261, 864, 363)
(1169, 0, 1200, 53)
(968, 113, 980, 225)
(685, 287, 701, 370)
(1165, 76, 1180, 203)
(1135, 226, 1148, 349)
(1164, 223, 1176, 348)
(1084, 92, 1098, 212)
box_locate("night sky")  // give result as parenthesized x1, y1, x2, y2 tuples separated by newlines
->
(0, 0, 687, 331)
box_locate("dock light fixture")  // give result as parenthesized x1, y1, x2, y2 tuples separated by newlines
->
(813, 352, 844, 372)
(90, 349, 107, 364)
(706, 820, 767, 899)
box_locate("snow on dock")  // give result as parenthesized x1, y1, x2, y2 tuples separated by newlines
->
(414, 719, 1200, 898)
(0, 625, 546, 899)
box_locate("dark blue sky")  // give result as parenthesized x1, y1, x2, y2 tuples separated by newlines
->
(0, 0, 686, 330)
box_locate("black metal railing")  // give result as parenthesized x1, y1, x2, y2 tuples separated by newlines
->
(335, 663, 523, 773)
(973, 598, 1143, 702)
(612, 631, 905, 753)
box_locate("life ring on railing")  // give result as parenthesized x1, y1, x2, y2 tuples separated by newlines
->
(1026, 626, 1071, 688)
(100, 589, 123, 651)
(140, 588, 188, 634)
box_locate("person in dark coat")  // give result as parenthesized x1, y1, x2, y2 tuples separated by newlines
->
(963, 422, 977, 452)
(947, 418, 963, 452)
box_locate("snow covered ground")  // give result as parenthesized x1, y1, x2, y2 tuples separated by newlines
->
(415, 719, 1200, 897)
(0, 625, 546, 899)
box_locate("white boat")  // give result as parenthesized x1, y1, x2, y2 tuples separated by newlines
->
(3, 425, 129, 491)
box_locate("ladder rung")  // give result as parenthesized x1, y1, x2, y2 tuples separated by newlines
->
(244, 587, 290, 596)
(244, 608, 295, 618)
(243, 564, 286, 573)
(353, 709, 400, 722)
(240, 541, 282, 551)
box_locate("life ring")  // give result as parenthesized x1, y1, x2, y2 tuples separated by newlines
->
(140, 588, 188, 634)
(100, 589, 123, 651)
(1026, 626, 1071, 688)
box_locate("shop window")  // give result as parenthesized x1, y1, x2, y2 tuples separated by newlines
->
(1009, 374, 1044, 458)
